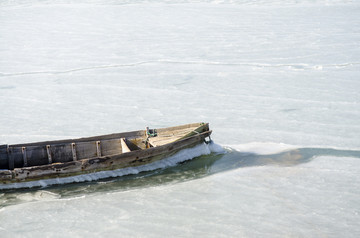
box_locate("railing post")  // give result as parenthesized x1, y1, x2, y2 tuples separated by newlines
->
(7, 145, 14, 170)
(71, 143, 77, 161)
(96, 141, 101, 157)
(22, 147, 28, 167)
(46, 145, 52, 164)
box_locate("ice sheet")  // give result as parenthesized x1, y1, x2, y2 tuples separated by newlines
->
(0, 0, 359, 237)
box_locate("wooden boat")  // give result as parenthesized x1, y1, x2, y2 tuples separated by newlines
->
(0, 123, 212, 184)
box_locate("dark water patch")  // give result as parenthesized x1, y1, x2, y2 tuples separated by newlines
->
(209, 147, 360, 176)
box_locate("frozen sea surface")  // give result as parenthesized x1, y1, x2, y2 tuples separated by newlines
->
(0, 0, 360, 237)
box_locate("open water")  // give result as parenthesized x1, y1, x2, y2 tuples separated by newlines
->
(0, 0, 360, 237)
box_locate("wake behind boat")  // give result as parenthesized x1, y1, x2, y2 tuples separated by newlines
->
(0, 123, 212, 185)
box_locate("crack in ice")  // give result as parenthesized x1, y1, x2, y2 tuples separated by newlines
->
(1, 60, 359, 77)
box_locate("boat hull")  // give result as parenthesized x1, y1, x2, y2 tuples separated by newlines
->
(0, 123, 212, 184)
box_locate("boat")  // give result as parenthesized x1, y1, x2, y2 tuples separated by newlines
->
(0, 122, 212, 184)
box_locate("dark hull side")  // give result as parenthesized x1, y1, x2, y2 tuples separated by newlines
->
(0, 130, 211, 183)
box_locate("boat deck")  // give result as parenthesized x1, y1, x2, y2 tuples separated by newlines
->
(148, 127, 197, 147)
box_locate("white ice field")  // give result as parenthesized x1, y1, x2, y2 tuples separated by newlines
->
(0, 0, 360, 237)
